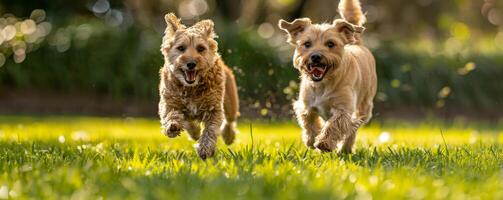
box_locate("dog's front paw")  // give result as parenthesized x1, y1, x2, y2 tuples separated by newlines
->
(196, 141, 216, 160)
(161, 122, 182, 138)
(314, 134, 337, 152)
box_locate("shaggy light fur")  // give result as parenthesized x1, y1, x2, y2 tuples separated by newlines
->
(278, 0, 377, 153)
(159, 13, 239, 159)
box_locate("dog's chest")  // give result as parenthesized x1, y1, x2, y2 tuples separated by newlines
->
(180, 97, 205, 119)
(179, 93, 216, 120)
(307, 92, 332, 120)
(184, 101, 199, 117)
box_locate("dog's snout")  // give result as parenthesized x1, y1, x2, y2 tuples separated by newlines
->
(187, 62, 197, 69)
(310, 54, 322, 63)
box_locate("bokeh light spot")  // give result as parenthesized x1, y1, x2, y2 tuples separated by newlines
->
(450, 22, 470, 41)
(105, 9, 123, 26)
(390, 79, 400, 88)
(378, 131, 391, 143)
(179, 0, 208, 19)
(437, 86, 451, 99)
(14, 53, 26, 63)
(258, 23, 275, 39)
(260, 108, 269, 116)
(2, 25, 16, 41)
(20, 19, 37, 35)
(92, 0, 110, 14)
(457, 62, 476, 75)
(38, 22, 52, 37)
(30, 9, 46, 23)
(0, 31, 4, 44)
(487, 9, 501, 25)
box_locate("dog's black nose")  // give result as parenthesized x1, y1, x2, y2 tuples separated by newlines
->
(310, 54, 322, 63)
(187, 62, 197, 70)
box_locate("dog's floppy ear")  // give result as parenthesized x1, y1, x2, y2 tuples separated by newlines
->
(278, 18, 312, 44)
(164, 13, 185, 38)
(333, 19, 365, 44)
(193, 19, 217, 39)
(162, 13, 185, 51)
(192, 19, 218, 51)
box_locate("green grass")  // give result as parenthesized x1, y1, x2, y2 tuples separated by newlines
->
(0, 116, 502, 199)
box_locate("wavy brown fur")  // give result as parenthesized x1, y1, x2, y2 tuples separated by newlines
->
(338, 0, 366, 26)
(279, 0, 376, 153)
(159, 13, 239, 159)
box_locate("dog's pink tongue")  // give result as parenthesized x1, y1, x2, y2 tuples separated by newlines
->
(186, 70, 196, 81)
(310, 67, 325, 77)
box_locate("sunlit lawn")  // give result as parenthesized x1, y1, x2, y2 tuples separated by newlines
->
(0, 115, 502, 199)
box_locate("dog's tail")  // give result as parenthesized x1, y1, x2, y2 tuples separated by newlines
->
(221, 65, 240, 145)
(338, 0, 366, 26)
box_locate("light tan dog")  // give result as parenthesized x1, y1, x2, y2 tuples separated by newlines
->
(278, 0, 377, 153)
(158, 13, 239, 159)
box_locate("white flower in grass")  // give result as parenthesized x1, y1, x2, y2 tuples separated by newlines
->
(378, 131, 392, 144)
(93, 143, 104, 153)
(58, 135, 65, 143)
(77, 144, 89, 152)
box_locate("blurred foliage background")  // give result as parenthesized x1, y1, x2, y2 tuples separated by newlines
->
(0, 0, 502, 120)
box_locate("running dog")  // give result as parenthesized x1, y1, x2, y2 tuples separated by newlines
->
(159, 13, 239, 159)
(278, 0, 377, 153)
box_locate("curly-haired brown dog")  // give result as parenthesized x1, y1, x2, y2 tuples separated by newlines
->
(158, 13, 239, 159)
(278, 0, 377, 153)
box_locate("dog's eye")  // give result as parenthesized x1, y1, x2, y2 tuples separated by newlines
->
(176, 45, 186, 52)
(303, 42, 312, 48)
(196, 45, 206, 53)
(326, 41, 335, 48)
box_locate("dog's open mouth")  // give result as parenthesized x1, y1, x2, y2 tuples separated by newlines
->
(183, 69, 197, 84)
(308, 63, 327, 81)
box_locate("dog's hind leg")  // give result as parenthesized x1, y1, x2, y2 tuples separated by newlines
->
(358, 101, 373, 124)
(221, 66, 240, 145)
